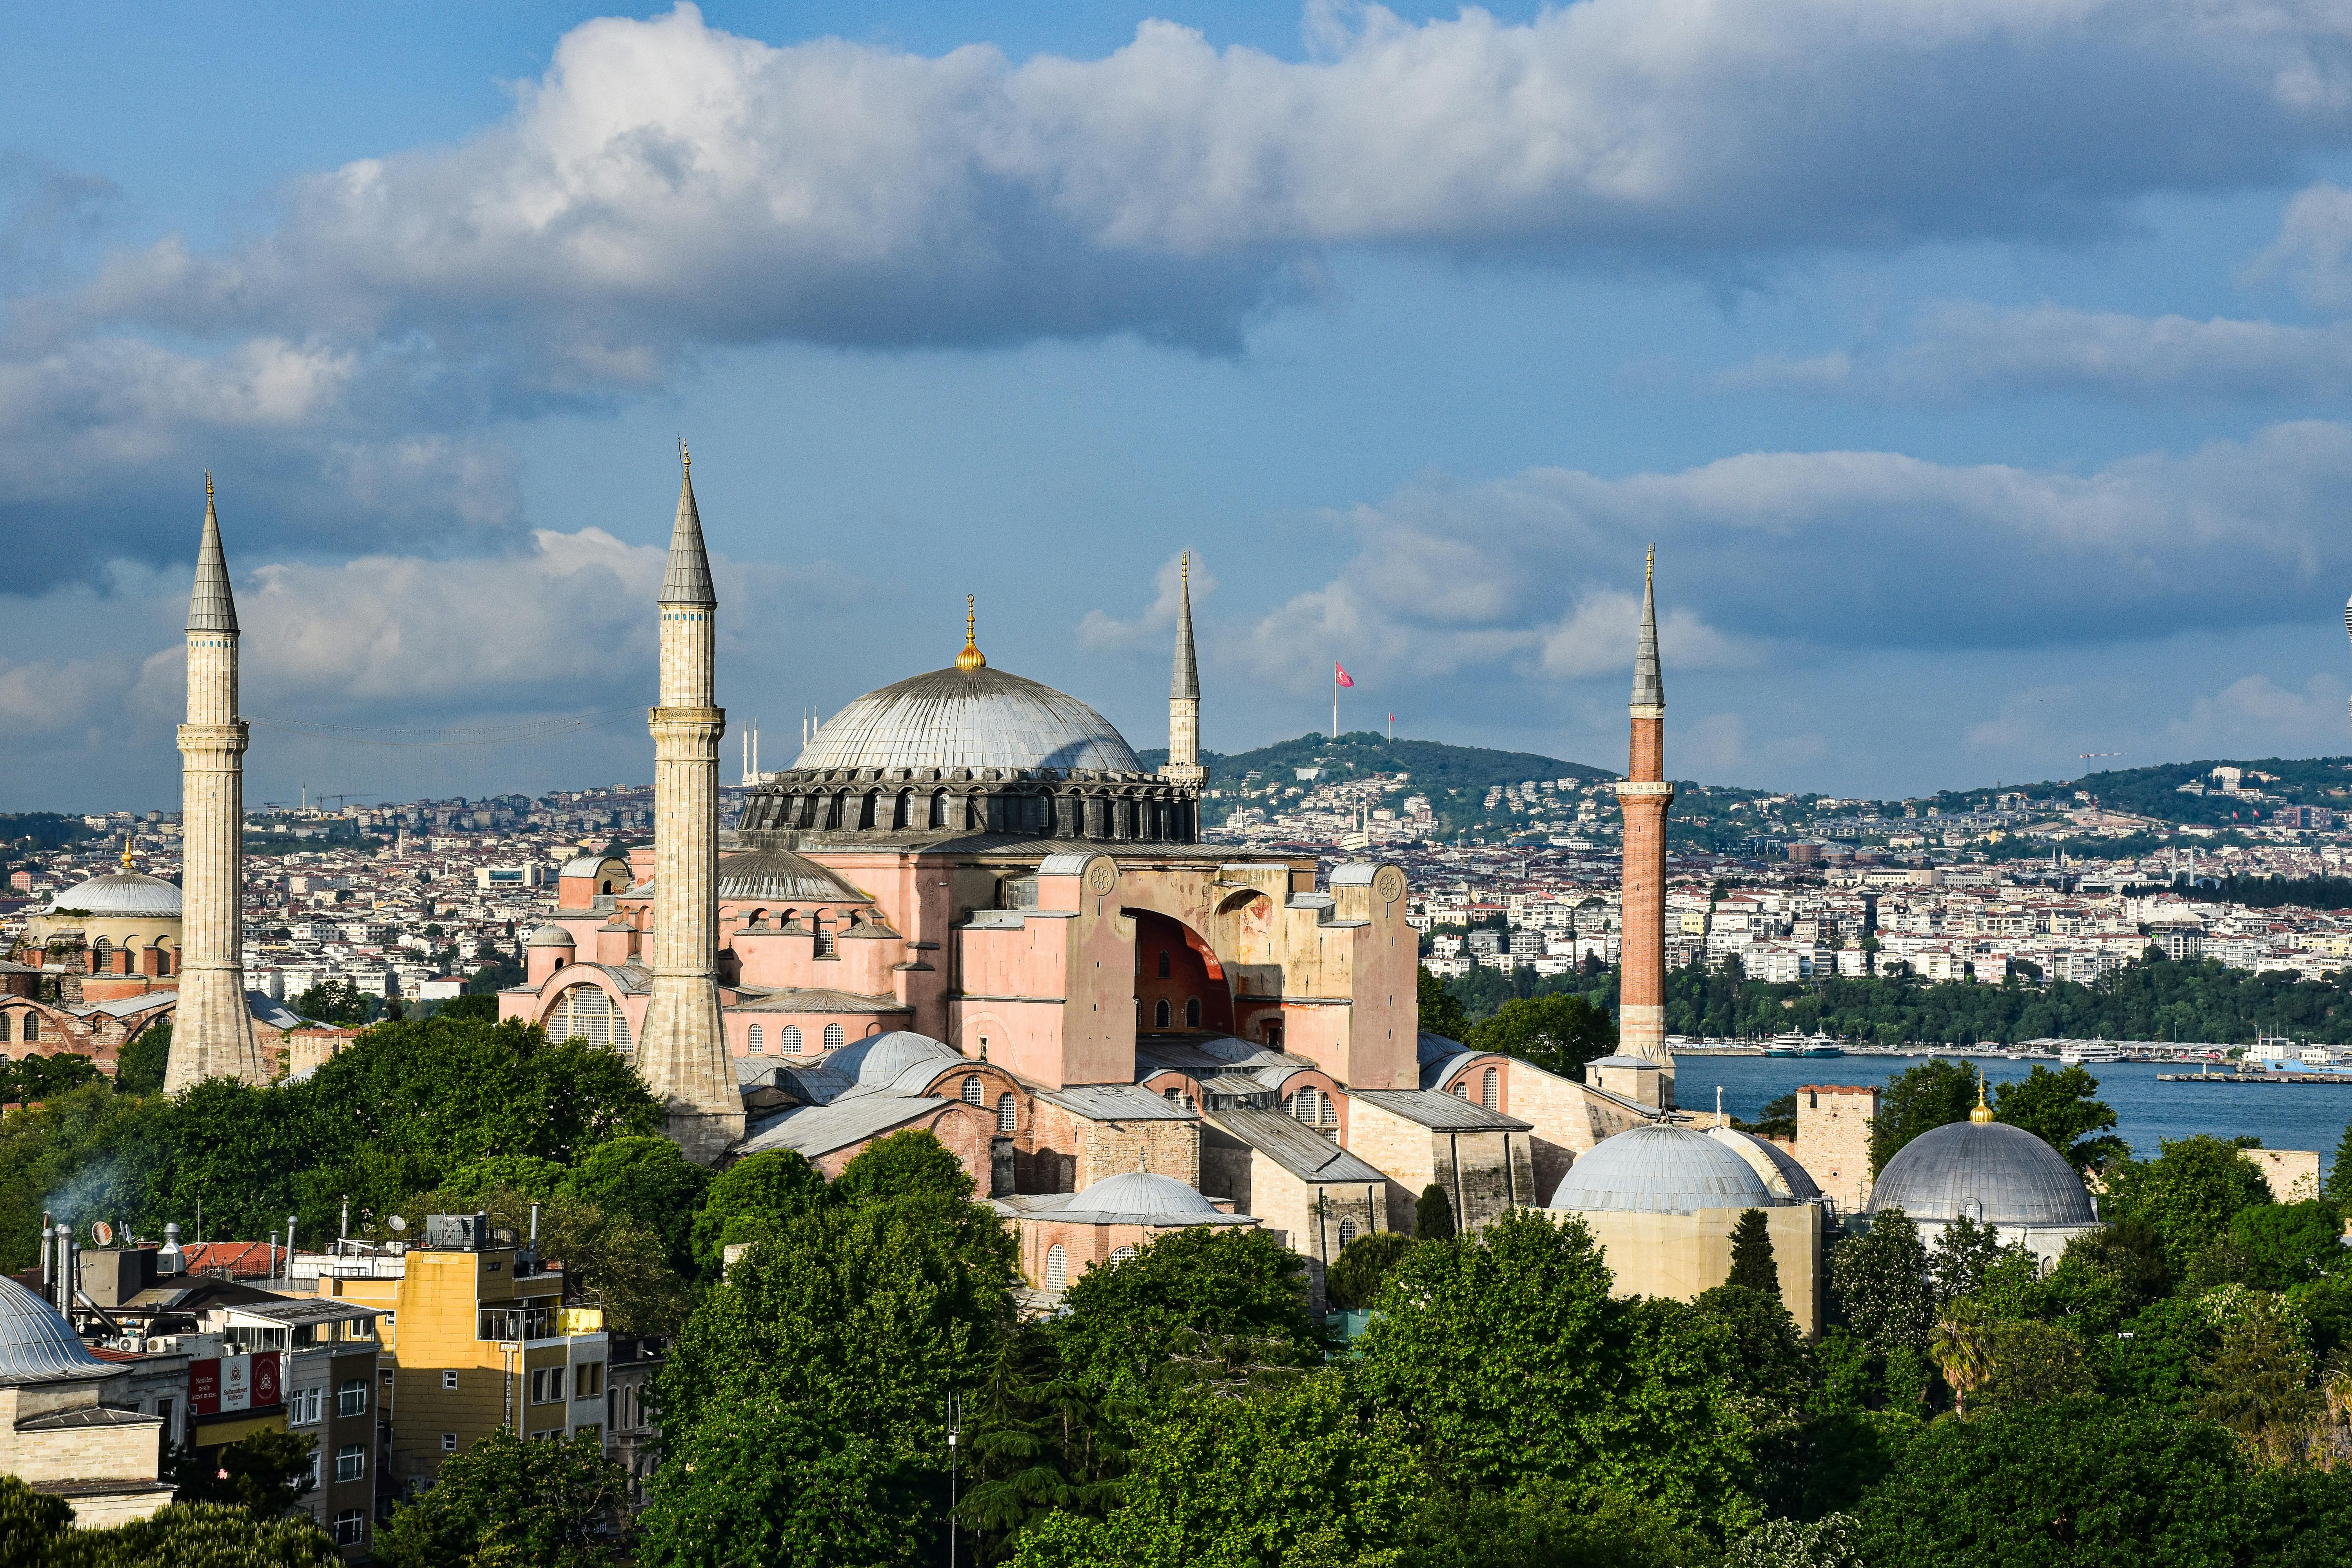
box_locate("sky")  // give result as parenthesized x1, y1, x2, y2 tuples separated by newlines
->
(12, 1, 2352, 810)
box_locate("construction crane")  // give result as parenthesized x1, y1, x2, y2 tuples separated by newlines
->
(2078, 752, 2124, 760)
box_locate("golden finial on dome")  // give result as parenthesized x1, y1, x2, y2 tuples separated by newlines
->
(121, 837, 134, 871)
(1646, 541, 1654, 589)
(205, 471, 213, 500)
(955, 595, 986, 670)
(1970, 1066, 1994, 1125)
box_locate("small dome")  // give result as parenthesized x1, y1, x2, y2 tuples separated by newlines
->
(0, 1275, 113, 1386)
(717, 848, 870, 904)
(1868, 1120, 2095, 1227)
(829, 1029, 962, 1086)
(1549, 1124, 1780, 1215)
(525, 924, 577, 948)
(1066, 1171, 1227, 1223)
(48, 871, 181, 920)
(1708, 1126, 1823, 1202)
(792, 665, 1143, 774)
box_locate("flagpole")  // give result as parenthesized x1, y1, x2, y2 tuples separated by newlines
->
(1332, 664, 1338, 741)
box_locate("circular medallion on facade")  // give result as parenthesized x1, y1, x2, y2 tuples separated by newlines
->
(1373, 866, 1405, 906)
(1085, 858, 1117, 895)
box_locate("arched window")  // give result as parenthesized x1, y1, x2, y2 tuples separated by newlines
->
(782, 1025, 804, 1054)
(21, 1014, 35, 1043)
(811, 913, 833, 956)
(1321, 1094, 1338, 1129)
(1185, 997, 1201, 1028)
(1338, 1218, 1357, 1248)
(823, 1022, 845, 1051)
(996, 1093, 1017, 1134)
(1110, 1245, 1136, 1263)
(962, 1075, 983, 1105)
(1293, 1088, 1318, 1124)
(1157, 950, 1171, 978)
(1045, 1245, 1068, 1292)
(747, 1025, 765, 1054)
(0, 1013, 10, 1043)
(1154, 999, 1171, 1028)
(930, 790, 949, 828)
(550, 985, 617, 1049)
(1483, 1067, 1500, 1110)
(1453, 1081, 1469, 1100)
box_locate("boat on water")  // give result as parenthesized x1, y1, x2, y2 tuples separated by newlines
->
(2059, 1041, 2128, 1065)
(1800, 1042, 1844, 1058)
(1767, 1031, 1842, 1058)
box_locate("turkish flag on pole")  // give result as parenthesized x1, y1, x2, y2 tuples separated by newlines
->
(1334, 662, 1354, 688)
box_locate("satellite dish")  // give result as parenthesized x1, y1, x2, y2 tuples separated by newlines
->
(387, 1216, 407, 1233)
(91, 1221, 114, 1247)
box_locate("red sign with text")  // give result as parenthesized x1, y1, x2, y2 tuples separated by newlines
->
(187, 1352, 282, 1418)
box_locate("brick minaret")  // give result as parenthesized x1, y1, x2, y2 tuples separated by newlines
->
(166, 476, 265, 1090)
(1615, 546, 1675, 1107)
(1160, 551, 1206, 792)
(637, 448, 742, 1160)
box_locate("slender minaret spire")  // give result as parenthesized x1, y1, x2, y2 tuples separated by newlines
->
(1160, 553, 1206, 810)
(166, 475, 264, 1090)
(1615, 544, 1676, 1107)
(637, 445, 741, 1160)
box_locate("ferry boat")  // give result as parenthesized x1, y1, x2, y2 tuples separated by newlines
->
(1768, 1031, 1843, 1058)
(2059, 1040, 2127, 1065)
(1801, 1040, 1845, 1059)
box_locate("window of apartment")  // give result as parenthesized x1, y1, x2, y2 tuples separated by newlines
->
(530, 1366, 567, 1404)
(380, 1368, 393, 1388)
(155, 1398, 174, 1446)
(338, 1380, 368, 1418)
(442, 1370, 460, 1390)
(302, 1448, 322, 1490)
(289, 1386, 323, 1426)
(441, 1433, 457, 1453)
(332, 1511, 367, 1547)
(335, 1444, 365, 1483)
(574, 1361, 604, 1398)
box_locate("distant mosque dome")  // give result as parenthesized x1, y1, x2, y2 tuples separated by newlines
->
(47, 871, 181, 920)
(1867, 1119, 2095, 1228)
(793, 665, 1144, 775)
(1549, 1123, 1784, 1215)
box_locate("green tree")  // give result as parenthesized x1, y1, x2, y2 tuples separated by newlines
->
(0, 1053, 102, 1104)
(2329, 1123, 2352, 1212)
(379, 1428, 630, 1568)
(1419, 966, 1474, 1044)
(1726, 1210, 1779, 1296)
(1467, 994, 1616, 1080)
(1868, 1061, 1977, 1176)
(290, 978, 376, 1027)
(1327, 1230, 1417, 1311)
(690, 1146, 829, 1278)
(72, 1502, 341, 1567)
(2061, 1215, 2173, 1315)
(1851, 1398, 2253, 1568)
(1991, 1064, 2128, 1170)
(2100, 1135, 2277, 1273)
(1417, 1183, 1457, 1241)
(1048, 1225, 1323, 1399)
(1725, 1513, 1862, 1568)
(558, 1134, 711, 1274)
(832, 1128, 975, 1206)
(1403, 1479, 1706, 1568)
(2200, 1289, 2321, 1463)
(1929, 1301, 1996, 1420)
(389, 1181, 689, 1337)
(0, 1474, 69, 1566)
(1354, 1209, 1759, 1537)
(637, 1397, 918, 1568)
(958, 1325, 1125, 1562)
(1927, 1214, 2006, 1303)
(433, 994, 501, 1023)
(1975, 1319, 2093, 1414)
(1828, 1209, 1933, 1357)
(2230, 1200, 2346, 1291)
(168, 1428, 316, 1517)
(115, 1024, 171, 1097)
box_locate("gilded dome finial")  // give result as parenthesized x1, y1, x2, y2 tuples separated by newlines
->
(956, 595, 986, 670)
(121, 836, 134, 871)
(1970, 1067, 1994, 1125)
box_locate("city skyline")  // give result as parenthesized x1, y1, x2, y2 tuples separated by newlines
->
(12, 3, 2352, 807)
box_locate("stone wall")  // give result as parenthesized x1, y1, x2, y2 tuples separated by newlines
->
(1791, 1083, 1879, 1213)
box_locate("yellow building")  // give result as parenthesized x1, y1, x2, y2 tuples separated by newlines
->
(302, 1215, 608, 1495)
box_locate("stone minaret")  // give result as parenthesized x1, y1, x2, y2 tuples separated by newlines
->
(1614, 546, 1675, 1107)
(637, 448, 742, 1160)
(1160, 552, 1206, 790)
(166, 476, 264, 1091)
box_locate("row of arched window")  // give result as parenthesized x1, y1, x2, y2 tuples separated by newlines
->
(1042, 1241, 1139, 1293)
(0, 1011, 39, 1044)
(743, 1022, 846, 1055)
(1148, 998, 1202, 1029)
(755, 786, 1192, 841)
(959, 1076, 1020, 1134)
(1450, 1067, 1503, 1110)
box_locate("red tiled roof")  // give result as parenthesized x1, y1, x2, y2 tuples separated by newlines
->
(178, 1242, 276, 1279)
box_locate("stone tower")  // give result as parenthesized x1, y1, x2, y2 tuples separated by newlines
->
(165, 477, 264, 1091)
(1614, 546, 1675, 1107)
(1160, 551, 1206, 791)
(636, 449, 742, 1161)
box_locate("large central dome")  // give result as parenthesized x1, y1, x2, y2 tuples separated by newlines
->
(794, 666, 1144, 775)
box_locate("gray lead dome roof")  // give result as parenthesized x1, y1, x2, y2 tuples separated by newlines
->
(1548, 1124, 1781, 1215)
(49, 871, 183, 920)
(793, 666, 1143, 775)
(717, 848, 870, 904)
(0, 1275, 114, 1385)
(1867, 1120, 2096, 1227)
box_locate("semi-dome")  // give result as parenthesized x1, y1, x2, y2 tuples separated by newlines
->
(525, 924, 577, 948)
(1868, 1119, 2095, 1227)
(47, 871, 181, 920)
(793, 666, 1144, 775)
(0, 1275, 113, 1386)
(830, 1029, 962, 1086)
(1708, 1126, 1824, 1202)
(1549, 1124, 1781, 1215)
(717, 848, 870, 904)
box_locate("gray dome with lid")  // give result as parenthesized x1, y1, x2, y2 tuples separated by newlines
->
(0, 1275, 113, 1386)
(793, 666, 1143, 775)
(1549, 1124, 1780, 1215)
(525, 924, 577, 948)
(1867, 1119, 2095, 1227)
(829, 1029, 962, 1087)
(49, 871, 182, 920)
(1063, 1171, 1238, 1224)
(718, 848, 870, 904)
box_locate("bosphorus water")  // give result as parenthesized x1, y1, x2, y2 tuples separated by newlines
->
(1672, 1054, 2352, 1181)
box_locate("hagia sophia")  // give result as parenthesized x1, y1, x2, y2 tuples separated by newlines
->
(6, 461, 2105, 1314)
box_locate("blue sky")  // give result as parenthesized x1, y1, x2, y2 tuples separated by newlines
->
(11, 1, 2352, 809)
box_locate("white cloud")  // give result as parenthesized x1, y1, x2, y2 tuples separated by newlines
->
(1078, 550, 1219, 652)
(2246, 181, 2352, 310)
